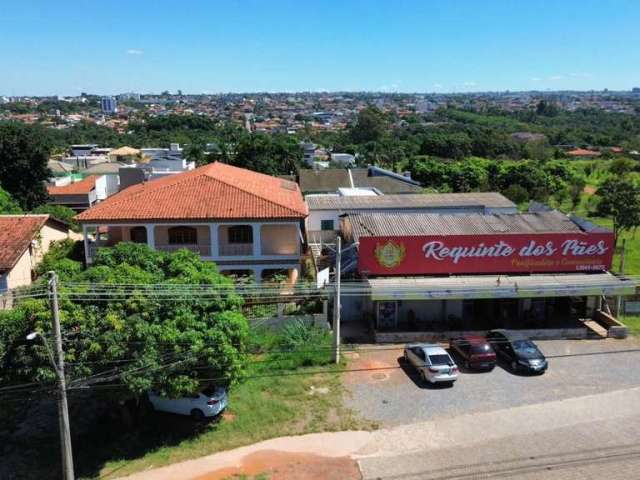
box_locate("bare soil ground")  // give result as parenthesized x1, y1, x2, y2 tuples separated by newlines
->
(193, 451, 360, 480)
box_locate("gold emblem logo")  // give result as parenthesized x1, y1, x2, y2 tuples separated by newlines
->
(374, 240, 406, 269)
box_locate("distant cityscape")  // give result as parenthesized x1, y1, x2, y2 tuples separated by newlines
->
(1, 89, 639, 135)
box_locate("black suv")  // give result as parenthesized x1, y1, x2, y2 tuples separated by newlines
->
(486, 329, 548, 374)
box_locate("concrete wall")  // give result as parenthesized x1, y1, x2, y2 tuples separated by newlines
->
(261, 224, 299, 255)
(34, 223, 70, 264)
(95, 175, 108, 200)
(6, 249, 32, 290)
(49, 192, 94, 208)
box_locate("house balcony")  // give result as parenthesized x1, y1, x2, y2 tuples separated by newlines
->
(83, 222, 302, 264)
(156, 243, 211, 256)
(218, 243, 253, 256)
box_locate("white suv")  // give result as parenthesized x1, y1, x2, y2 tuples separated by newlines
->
(404, 343, 458, 385)
(148, 386, 227, 420)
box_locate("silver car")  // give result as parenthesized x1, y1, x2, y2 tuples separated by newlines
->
(148, 386, 227, 420)
(404, 343, 459, 385)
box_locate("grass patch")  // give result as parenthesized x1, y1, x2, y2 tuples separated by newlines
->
(619, 314, 640, 337)
(93, 325, 376, 478)
(97, 361, 373, 478)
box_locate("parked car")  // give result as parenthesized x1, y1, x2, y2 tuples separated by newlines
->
(449, 335, 496, 370)
(148, 386, 227, 420)
(486, 329, 548, 374)
(403, 343, 459, 385)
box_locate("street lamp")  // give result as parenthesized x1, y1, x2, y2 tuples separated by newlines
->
(26, 331, 56, 373)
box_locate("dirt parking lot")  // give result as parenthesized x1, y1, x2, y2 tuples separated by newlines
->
(344, 337, 640, 426)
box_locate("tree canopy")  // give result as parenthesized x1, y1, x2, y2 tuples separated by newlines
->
(596, 178, 640, 243)
(0, 122, 51, 210)
(0, 186, 22, 214)
(0, 243, 249, 400)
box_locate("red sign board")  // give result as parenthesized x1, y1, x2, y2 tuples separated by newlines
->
(358, 233, 614, 275)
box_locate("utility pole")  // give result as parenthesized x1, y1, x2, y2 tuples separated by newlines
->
(333, 236, 341, 364)
(333, 235, 342, 363)
(49, 272, 75, 480)
(616, 240, 627, 317)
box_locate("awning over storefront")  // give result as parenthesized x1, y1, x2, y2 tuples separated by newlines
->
(366, 272, 635, 301)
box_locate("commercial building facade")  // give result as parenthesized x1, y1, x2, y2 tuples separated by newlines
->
(340, 210, 634, 340)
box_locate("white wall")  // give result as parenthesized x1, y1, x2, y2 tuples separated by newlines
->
(307, 210, 341, 231)
(94, 175, 109, 200)
(6, 249, 32, 290)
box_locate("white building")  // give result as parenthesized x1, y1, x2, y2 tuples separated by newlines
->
(100, 96, 118, 114)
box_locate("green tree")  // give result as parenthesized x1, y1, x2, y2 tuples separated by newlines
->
(233, 133, 302, 175)
(503, 184, 529, 204)
(349, 106, 388, 144)
(609, 157, 637, 176)
(0, 186, 22, 213)
(596, 178, 640, 244)
(0, 122, 51, 209)
(31, 204, 79, 231)
(184, 143, 208, 166)
(0, 244, 248, 403)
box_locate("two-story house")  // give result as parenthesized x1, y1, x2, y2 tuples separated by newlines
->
(75, 162, 308, 283)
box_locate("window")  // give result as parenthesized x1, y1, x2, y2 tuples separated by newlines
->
(168, 226, 197, 244)
(428, 354, 453, 366)
(320, 220, 335, 231)
(228, 225, 253, 244)
(129, 226, 147, 244)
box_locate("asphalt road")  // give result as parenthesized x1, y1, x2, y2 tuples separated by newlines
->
(344, 338, 640, 426)
(357, 386, 640, 479)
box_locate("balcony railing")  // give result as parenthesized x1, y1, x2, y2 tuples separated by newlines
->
(218, 243, 254, 256)
(155, 244, 211, 256)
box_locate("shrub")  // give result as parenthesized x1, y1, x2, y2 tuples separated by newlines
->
(502, 184, 529, 204)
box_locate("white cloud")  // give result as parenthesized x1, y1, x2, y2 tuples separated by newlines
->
(569, 72, 593, 78)
(548, 75, 564, 81)
(126, 49, 144, 55)
(463, 81, 477, 87)
(432, 83, 443, 89)
(530, 77, 541, 82)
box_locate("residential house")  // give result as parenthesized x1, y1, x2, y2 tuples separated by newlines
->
(75, 162, 309, 283)
(566, 148, 601, 158)
(0, 215, 71, 303)
(47, 175, 102, 211)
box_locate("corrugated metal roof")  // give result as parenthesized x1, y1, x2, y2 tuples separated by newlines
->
(366, 272, 634, 300)
(346, 210, 584, 240)
(298, 169, 422, 194)
(307, 192, 516, 211)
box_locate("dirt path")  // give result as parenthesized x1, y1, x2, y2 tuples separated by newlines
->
(192, 451, 360, 480)
(116, 431, 371, 480)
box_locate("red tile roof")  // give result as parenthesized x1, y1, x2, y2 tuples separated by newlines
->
(48, 176, 98, 196)
(566, 148, 601, 157)
(76, 162, 308, 223)
(0, 215, 49, 271)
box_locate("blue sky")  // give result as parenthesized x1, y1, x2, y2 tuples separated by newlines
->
(1, 0, 639, 96)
